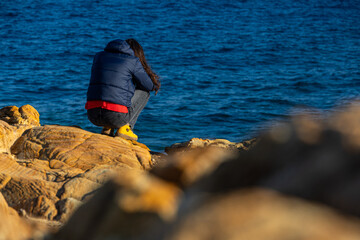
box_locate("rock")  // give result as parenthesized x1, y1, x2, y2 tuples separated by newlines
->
(20, 195, 58, 220)
(18, 105, 41, 126)
(191, 103, 360, 217)
(164, 137, 257, 155)
(151, 146, 234, 188)
(54, 102, 360, 240)
(0, 104, 154, 228)
(0, 121, 32, 154)
(0, 105, 40, 127)
(2, 101, 360, 240)
(11, 125, 152, 170)
(0, 153, 61, 219)
(51, 171, 181, 240)
(0, 123, 153, 219)
(1, 175, 60, 217)
(55, 198, 82, 223)
(59, 177, 101, 201)
(81, 164, 138, 184)
(0, 121, 22, 153)
(152, 138, 256, 188)
(150, 151, 168, 167)
(165, 189, 360, 240)
(0, 192, 34, 240)
(0, 105, 40, 154)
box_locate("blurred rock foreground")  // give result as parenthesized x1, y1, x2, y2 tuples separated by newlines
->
(0, 104, 360, 240)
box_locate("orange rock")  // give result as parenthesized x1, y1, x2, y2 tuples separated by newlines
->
(0, 192, 34, 240)
(0, 153, 62, 219)
(19, 105, 40, 126)
(20, 195, 58, 220)
(59, 177, 101, 201)
(152, 146, 234, 188)
(165, 137, 257, 154)
(80, 164, 136, 184)
(0, 104, 161, 238)
(52, 171, 181, 240)
(0, 106, 23, 125)
(166, 189, 360, 240)
(0, 121, 29, 153)
(153, 138, 257, 188)
(0, 104, 154, 225)
(0, 105, 40, 154)
(55, 198, 82, 223)
(0, 105, 40, 126)
(11, 125, 152, 170)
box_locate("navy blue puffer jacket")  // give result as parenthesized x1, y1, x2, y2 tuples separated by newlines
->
(87, 39, 154, 107)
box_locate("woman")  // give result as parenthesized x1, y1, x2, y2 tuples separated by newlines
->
(85, 39, 160, 140)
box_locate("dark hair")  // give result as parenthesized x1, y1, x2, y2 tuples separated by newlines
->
(126, 38, 161, 94)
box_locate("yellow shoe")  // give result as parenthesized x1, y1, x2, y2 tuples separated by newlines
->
(115, 124, 138, 141)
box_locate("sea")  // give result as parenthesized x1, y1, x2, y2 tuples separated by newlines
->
(1, 0, 359, 151)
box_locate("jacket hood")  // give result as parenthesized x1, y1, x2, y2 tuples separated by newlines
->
(104, 39, 134, 56)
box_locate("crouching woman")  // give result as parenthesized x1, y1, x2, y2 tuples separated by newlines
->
(85, 38, 160, 140)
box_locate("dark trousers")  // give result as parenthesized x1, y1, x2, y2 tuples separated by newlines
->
(87, 89, 150, 129)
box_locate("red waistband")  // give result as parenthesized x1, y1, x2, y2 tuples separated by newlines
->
(85, 101, 128, 113)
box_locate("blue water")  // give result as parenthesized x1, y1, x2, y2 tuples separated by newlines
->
(1, 0, 359, 151)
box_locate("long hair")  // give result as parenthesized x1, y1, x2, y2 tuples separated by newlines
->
(126, 39, 161, 94)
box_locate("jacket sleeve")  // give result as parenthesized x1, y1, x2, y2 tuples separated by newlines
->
(132, 59, 154, 91)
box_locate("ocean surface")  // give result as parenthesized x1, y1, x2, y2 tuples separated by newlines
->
(1, 0, 359, 151)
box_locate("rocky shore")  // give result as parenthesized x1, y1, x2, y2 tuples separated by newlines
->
(0, 104, 360, 240)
